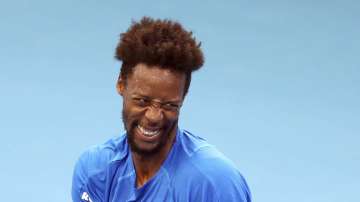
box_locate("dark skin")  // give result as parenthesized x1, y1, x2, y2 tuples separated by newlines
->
(117, 63, 186, 187)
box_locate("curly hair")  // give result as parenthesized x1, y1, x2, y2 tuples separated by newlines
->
(115, 16, 204, 96)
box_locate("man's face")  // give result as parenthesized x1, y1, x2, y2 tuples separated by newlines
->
(117, 63, 186, 156)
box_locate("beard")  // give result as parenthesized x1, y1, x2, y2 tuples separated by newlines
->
(122, 108, 177, 157)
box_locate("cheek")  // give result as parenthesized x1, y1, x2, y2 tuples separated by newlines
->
(163, 114, 179, 128)
(123, 105, 144, 124)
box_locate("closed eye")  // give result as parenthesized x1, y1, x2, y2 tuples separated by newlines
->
(162, 102, 180, 111)
(132, 97, 150, 106)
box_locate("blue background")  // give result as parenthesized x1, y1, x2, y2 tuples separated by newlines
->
(1, 0, 359, 201)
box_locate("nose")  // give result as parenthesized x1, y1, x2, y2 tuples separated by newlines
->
(144, 105, 164, 124)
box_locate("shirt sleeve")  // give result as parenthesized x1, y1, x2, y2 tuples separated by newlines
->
(215, 173, 252, 202)
(72, 151, 101, 202)
(187, 148, 252, 202)
(71, 148, 107, 202)
(190, 173, 251, 202)
(72, 150, 90, 202)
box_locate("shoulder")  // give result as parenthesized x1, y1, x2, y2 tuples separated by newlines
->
(76, 135, 126, 174)
(172, 130, 252, 202)
(71, 135, 128, 202)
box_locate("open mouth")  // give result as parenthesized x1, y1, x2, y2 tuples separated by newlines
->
(137, 125, 161, 137)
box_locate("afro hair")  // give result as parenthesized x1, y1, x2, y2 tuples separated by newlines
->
(115, 17, 204, 95)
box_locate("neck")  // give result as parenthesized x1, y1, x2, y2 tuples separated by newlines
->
(131, 127, 177, 188)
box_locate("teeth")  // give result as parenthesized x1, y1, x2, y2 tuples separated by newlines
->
(137, 125, 160, 137)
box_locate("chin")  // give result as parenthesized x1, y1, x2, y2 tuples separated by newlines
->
(127, 133, 163, 156)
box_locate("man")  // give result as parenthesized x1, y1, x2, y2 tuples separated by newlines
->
(72, 17, 251, 202)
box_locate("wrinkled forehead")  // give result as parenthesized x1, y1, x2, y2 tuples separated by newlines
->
(126, 64, 186, 101)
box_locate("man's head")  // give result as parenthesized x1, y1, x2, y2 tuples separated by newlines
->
(115, 17, 204, 97)
(115, 17, 204, 156)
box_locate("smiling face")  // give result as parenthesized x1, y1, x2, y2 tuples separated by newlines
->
(117, 63, 186, 156)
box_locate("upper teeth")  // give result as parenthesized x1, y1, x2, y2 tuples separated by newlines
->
(138, 125, 160, 137)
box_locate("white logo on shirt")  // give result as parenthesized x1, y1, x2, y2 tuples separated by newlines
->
(81, 192, 93, 202)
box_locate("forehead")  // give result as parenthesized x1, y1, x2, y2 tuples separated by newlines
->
(125, 63, 186, 100)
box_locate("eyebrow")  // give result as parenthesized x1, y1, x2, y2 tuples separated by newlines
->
(131, 93, 182, 103)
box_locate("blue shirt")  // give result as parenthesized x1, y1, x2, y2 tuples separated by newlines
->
(72, 129, 251, 202)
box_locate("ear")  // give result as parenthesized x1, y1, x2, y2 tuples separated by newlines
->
(116, 79, 125, 96)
